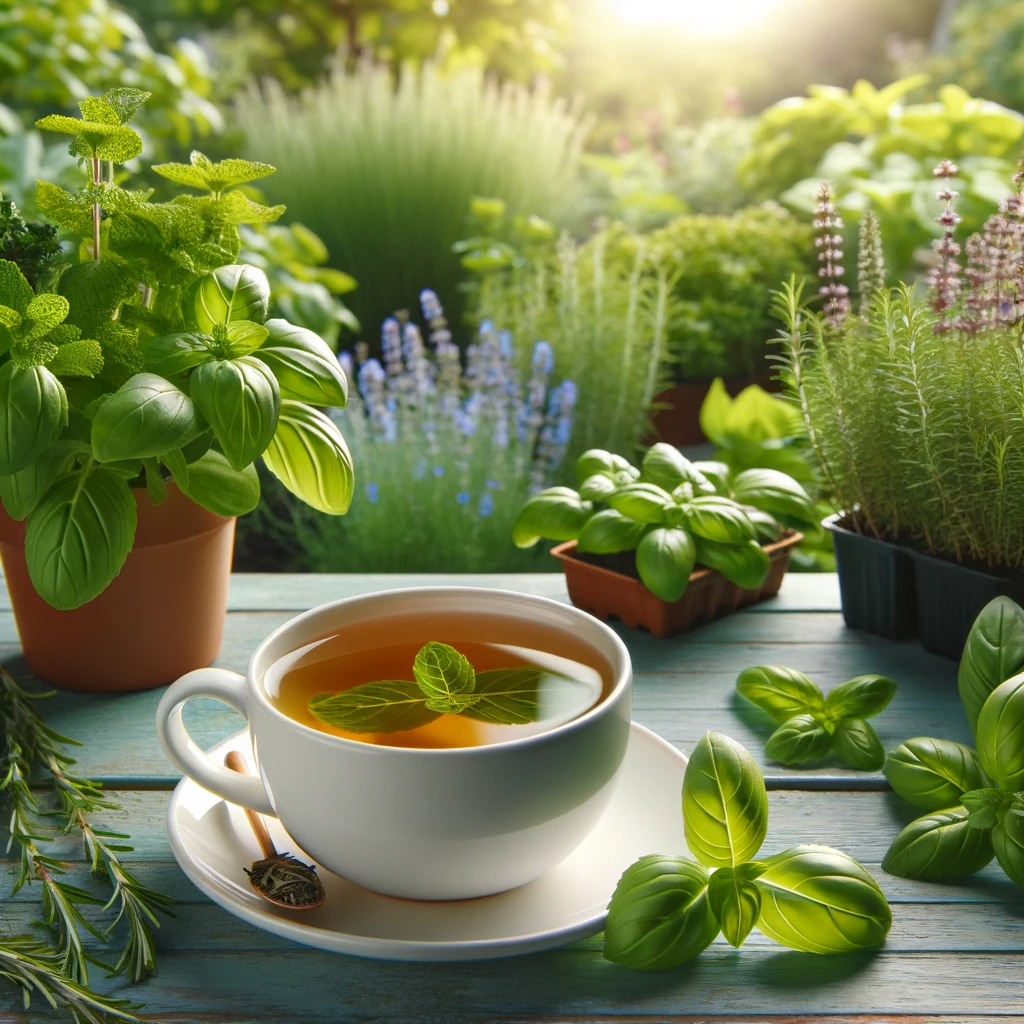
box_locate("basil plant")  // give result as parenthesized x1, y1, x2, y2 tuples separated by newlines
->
(604, 731, 892, 968)
(882, 596, 1024, 888)
(0, 91, 353, 611)
(512, 443, 817, 602)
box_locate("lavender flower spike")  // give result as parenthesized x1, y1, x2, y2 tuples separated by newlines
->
(928, 159, 963, 333)
(813, 182, 850, 327)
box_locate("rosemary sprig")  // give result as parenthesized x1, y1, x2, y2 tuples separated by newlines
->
(0, 668, 175, 1019)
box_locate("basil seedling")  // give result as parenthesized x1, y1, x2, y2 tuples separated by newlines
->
(883, 597, 1024, 889)
(736, 665, 896, 770)
(603, 732, 891, 969)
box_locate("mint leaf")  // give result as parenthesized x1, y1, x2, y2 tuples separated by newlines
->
(460, 668, 543, 724)
(413, 642, 475, 702)
(308, 680, 441, 734)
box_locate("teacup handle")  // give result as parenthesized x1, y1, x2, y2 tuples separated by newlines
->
(156, 668, 276, 816)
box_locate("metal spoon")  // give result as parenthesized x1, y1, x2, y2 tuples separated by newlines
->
(224, 750, 326, 911)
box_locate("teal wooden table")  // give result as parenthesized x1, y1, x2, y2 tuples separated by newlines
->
(3, 572, 1023, 1022)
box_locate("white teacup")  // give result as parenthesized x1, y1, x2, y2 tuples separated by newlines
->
(156, 587, 632, 900)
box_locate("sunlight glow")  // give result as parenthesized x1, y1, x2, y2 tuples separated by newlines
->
(608, 0, 780, 35)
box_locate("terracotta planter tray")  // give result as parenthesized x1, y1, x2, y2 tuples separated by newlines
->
(550, 531, 803, 639)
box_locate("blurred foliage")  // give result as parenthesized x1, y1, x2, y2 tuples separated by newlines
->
(237, 59, 589, 343)
(743, 75, 1024, 281)
(650, 205, 815, 380)
(239, 223, 360, 349)
(0, 0, 221, 152)
(0, 130, 80, 218)
(121, 0, 569, 101)
(699, 378, 834, 571)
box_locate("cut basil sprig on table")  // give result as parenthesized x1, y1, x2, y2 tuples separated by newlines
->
(513, 444, 816, 603)
(737, 665, 896, 769)
(603, 731, 891, 969)
(883, 596, 1024, 889)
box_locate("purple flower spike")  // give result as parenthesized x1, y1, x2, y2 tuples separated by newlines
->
(478, 492, 495, 517)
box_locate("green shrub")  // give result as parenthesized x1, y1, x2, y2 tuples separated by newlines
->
(650, 205, 815, 380)
(236, 59, 590, 339)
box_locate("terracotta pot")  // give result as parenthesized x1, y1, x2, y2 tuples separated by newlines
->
(551, 531, 802, 639)
(0, 484, 235, 692)
(649, 373, 780, 448)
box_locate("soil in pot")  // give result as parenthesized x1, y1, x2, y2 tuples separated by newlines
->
(649, 372, 779, 448)
(0, 485, 235, 693)
(824, 514, 917, 641)
(552, 532, 801, 638)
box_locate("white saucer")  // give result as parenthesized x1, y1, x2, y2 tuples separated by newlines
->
(166, 722, 687, 962)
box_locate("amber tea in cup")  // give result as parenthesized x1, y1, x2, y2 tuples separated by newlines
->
(264, 609, 613, 749)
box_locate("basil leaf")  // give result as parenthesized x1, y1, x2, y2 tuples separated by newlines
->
(141, 332, 212, 376)
(635, 527, 696, 603)
(884, 737, 988, 811)
(173, 449, 260, 518)
(0, 439, 79, 520)
(413, 642, 475, 706)
(188, 264, 270, 333)
(764, 713, 834, 765)
(882, 808, 994, 880)
(307, 680, 441, 734)
(692, 460, 731, 494)
(824, 675, 897, 720)
(683, 731, 768, 868)
(253, 319, 348, 407)
(730, 468, 816, 528)
(735, 665, 824, 723)
(224, 319, 269, 358)
(976, 672, 1024, 791)
(91, 373, 203, 462)
(511, 486, 591, 547)
(961, 788, 1004, 831)
(0, 362, 67, 474)
(262, 400, 354, 515)
(640, 443, 714, 494)
(603, 855, 718, 970)
(755, 845, 891, 953)
(459, 668, 542, 724)
(693, 537, 771, 590)
(25, 466, 136, 610)
(683, 496, 757, 544)
(992, 807, 1024, 887)
(578, 473, 617, 502)
(706, 865, 763, 949)
(832, 718, 885, 771)
(745, 506, 783, 542)
(959, 596, 1024, 736)
(576, 508, 647, 554)
(143, 457, 167, 506)
(190, 357, 281, 471)
(575, 448, 620, 484)
(607, 482, 674, 524)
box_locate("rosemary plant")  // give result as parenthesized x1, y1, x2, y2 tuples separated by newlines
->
(777, 160, 1024, 570)
(0, 669, 173, 1021)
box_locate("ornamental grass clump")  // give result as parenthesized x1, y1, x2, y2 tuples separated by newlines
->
(776, 158, 1024, 570)
(262, 290, 576, 573)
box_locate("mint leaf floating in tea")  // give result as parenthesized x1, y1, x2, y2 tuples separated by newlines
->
(306, 641, 591, 735)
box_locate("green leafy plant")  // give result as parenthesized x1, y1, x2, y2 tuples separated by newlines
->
(0, 668, 173, 1020)
(737, 666, 896, 770)
(0, 93, 355, 610)
(463, 205, 676, 467)
(882, 596, 1024, 887)
(236, 59, 589, 340)
(603, 731, 891, 967)
(308, 640, 589, 733)
(513, 443, 817, 603)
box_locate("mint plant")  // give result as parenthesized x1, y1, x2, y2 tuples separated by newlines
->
(737, 666, 896, 770)
(307, 641, 582, 733)
(603, 731, 891, 968)
(882, 597, 1024, 887)
(513, 443, 817, 602)
(0, 91, 355, 610)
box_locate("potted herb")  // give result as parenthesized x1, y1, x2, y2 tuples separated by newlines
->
(0, 91, 354, 691)
(777, 169, 1024, 657)
(512, 443, 814, 637)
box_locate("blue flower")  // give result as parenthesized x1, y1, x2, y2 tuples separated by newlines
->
(498, 330, 514, 358)
(478, 492, 495, 517)
(559, 380, 579, 407)
(412, 457, 428, 480)
(338, 351, 354, 378)
(485, 478, 501, 490)
(420, 289, 444, 321)
(532, 340, 554, 374)
(433, 465, 445, 477)
(365, 482, 379, 503)
(456, 491, 470, 504)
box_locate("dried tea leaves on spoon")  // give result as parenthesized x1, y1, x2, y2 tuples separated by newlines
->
(246, 853, 325, 909)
